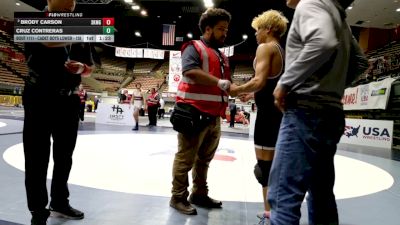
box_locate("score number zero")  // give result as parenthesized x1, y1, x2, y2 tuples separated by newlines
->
(90, 18, 114, 26)
(103, 17, 115, 35)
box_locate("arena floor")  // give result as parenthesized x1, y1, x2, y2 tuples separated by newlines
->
(1, 107, 399, 225)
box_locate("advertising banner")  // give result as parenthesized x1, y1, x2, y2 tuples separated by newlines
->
(343, 78, 395, 110)
(168, 50, 182, 93)
(219, 46, 234, 57)
(340, 118, 393, 149)
(95, 103, 135, 126)
(143, 48, 165, 59)
(115, 47, 143, 58)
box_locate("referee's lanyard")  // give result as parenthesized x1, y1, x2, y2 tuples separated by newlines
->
(214, 49, 225, 80)
(67, 44, 72, 61)
(214, 49, 226, 103)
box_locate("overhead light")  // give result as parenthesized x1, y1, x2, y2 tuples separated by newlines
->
(16, 2, 21, 6)
(187, 33, 193, 39)
(131, 5, 140, 10)
(397, 8, 400, 12)
(157, 15, 160, 18)
(347, 2, 354, 10)
(178, 16, 182, 19)
(134, 31, 141, 37)
(242, 34, 248, 40)
(203, 0, 214, 8)
(140, 10, 147, 16)
(124, 0, 133, 3)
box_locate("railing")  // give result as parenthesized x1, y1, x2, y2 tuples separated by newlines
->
(0, 95, 22, 106)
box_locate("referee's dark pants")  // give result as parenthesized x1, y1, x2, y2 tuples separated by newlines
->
(23, 87, 80, 217)
(147, 105, 158, 126)
(230, 110, 236, 127)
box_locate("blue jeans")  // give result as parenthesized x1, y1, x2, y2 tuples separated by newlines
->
(268, 107, 344, 225)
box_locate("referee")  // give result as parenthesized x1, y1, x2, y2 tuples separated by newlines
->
(22, 1, 94, 225)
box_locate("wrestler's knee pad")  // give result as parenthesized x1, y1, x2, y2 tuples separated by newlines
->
(253, 160, 272, 187)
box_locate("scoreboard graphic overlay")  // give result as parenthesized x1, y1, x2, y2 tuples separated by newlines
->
(14, 12, 114, 43)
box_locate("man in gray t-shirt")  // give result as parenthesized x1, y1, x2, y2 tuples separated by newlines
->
(268, 0, 366, 224)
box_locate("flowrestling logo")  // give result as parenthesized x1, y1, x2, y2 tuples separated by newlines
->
(76, 0, 113, 4)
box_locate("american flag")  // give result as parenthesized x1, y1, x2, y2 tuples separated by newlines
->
(162, 24, 175, 46)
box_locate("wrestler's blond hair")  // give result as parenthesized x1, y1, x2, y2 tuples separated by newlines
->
(251, 10, 289, 37)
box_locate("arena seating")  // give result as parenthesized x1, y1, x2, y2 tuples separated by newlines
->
(127, 75, 165, 92)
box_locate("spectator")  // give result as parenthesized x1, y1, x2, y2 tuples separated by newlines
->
(146, 88, 160, 126)
(228, 100, 237, 128)
(158, 98, 165, 119)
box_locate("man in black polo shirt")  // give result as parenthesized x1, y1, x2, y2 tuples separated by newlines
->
(23, 1, 94, 225)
